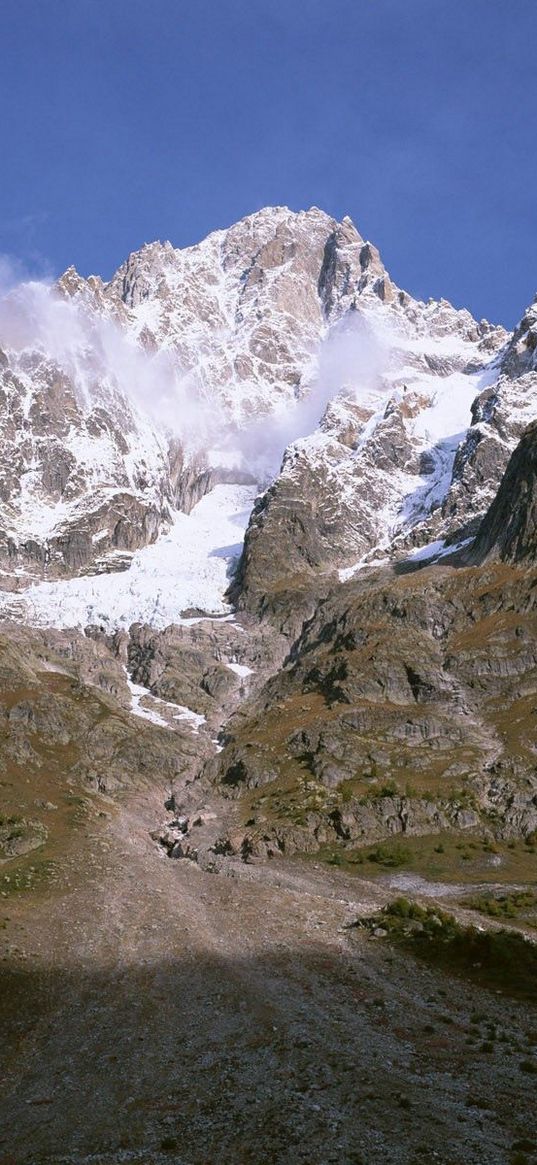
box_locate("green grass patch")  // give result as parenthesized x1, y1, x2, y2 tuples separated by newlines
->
(365, 841, 408, 868)
(462, 890, 537, 922)
(358, 897, 537, 1002)
(0, 858, 57, 898)
(315, 831, 537, 886)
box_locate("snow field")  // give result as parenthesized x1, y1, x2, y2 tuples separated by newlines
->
(5, 484, 258, 632)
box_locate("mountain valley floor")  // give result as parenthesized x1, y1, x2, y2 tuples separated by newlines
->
(1, 779, 537, 1165)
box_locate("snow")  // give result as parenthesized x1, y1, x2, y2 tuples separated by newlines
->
(172, 705, 206, 730)
(405, 536, 474, 564)
(1, 484, 257, 631)
(338, 535, 474, 581)
(338, 555, 390, 582)
(395, 333, 477, 357)
(340, 361, 500, 552)
(225, 661, 254, 678)
(0, 208, 520, 635)
(127, 676, 206, 734)
(406, 539, 447, 563)
(127, 679, 174, 730)
(410, 363, 497, 448)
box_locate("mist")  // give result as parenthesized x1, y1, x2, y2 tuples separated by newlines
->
(0, 276, 390, 482)
(0, 253, 52, 296)
(0, 277, 226, 451)
(213, 311, 390, 480)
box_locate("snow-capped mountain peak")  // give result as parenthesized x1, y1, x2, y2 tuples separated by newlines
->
(0, 205, 531, 629)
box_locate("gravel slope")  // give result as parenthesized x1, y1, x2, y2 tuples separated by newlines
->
(1, 785, 536, 1165)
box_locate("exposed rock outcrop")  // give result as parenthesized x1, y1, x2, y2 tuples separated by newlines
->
(210, 557, 537, 855)
(470, 420, 537, 564)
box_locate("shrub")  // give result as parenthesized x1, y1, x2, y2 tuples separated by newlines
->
(379, 780, 399, 797)
(465, 891, 537, 920)
(385, 897, 427, 922)
(365, 900, 537, 1001)
(367, 842, 407, 868)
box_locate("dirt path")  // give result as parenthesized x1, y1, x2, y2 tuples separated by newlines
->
(1, 786, 536, 1165)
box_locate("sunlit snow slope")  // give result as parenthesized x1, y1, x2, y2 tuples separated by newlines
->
(10, 485, 256, 631)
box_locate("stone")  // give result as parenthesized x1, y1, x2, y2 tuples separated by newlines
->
(469, 420, 537, 564)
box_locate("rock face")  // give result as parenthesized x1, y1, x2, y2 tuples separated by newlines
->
(209, 558, 537, 855)
(121, 615, 285, 730)
(235, 292, 510, 615)
(0, 333, 196, 584)
(0, 622, 184, 822)
(234, 268, 537, 617)
(470, 420, 537, 564)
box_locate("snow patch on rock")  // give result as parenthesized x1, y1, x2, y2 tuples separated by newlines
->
(0, 484, 256, 631)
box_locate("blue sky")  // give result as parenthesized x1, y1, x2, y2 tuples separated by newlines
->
(1, 0, 536, 327)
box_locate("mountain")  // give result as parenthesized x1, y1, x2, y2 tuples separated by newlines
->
(1, 204, 536, 788)
(3, 206, 537, 1165)
(0, 204, 522, 626)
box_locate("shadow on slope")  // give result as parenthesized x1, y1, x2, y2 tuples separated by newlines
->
(0, 943, 535, 1165)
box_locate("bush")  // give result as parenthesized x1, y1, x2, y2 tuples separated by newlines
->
(465, 891, 537, 920)
(362, 780, 400, 803)
(385, 897, 427, 922)
(367, 842, 407, 868)
(368, 899, 537, 1001)
(378, 780, 399, 798)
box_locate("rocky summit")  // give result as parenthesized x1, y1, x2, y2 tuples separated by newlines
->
(2, 207, 537, 1165)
